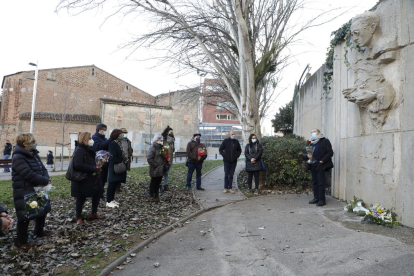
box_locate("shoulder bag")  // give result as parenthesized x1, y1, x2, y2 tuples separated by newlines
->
(66, 148, 88, 181)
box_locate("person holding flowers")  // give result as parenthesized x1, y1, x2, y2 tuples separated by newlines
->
(12, 133, 52, 251)
(185, 134, 208, 191)
(71, 132, 104, 225)
(147, 136, 167, 200)
(160, 126, 175, 192)
(305, 129, 333, 207)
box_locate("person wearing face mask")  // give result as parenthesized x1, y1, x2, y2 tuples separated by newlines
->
(160, 126, 175, 192)
(306, 129, 334, 207)
(147, 136, 167, 200)
(245, 134, 264, 195)
(117, 128, 133, 193)
(185, 134, 208, 191)
(71, 132, 104, 225)
(92, 123, 113, 200)
(106, 129, 128, 207)
(219, 130, 242, 194)
(12, 133, 52, 251)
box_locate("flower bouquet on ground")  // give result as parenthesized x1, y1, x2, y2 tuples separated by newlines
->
(24, 185, 54, 219)
(160, 146, 170, 164)
(362, 204, 399, 227)
(306, 141, 316, 164)
(344, 196, 367, 213)
(96, 150, 111, 170)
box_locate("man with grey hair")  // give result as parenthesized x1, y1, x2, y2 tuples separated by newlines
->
(306, 129, 333, 206)
(219, 130, 242, 194)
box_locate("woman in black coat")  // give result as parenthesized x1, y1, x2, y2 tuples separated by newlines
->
(107, 129, 128, 207)
(46, 150, 54, 168)
(12, 133, 51, 251)
(147, 136, 167, 200)
(71, 132, 104, 225)
(245, 134, 264, 194)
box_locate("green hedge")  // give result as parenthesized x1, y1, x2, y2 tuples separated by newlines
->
(261, 135, 311, 189)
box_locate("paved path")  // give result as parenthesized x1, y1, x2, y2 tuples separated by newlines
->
(111, 162, 414, 276)
(195, 162, 245, 209)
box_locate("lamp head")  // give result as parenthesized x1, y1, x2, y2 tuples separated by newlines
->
(29, 62, 37, 67)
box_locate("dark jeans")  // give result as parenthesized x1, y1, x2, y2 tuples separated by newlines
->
(162, 164, 171, 186)
(150, 176, 163, 198)
(76, 196, 100, 217)
(107, 181, 121, 203)
(311, 162, 326, 201)
(186, 162, 202, 188)
(16, 216, 46, 244)
(247, 171, 260, 190)
(100, 166, 109, 197)
(224, 162, 237, 189)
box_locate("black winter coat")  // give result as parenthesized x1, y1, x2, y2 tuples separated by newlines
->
(219, 138, 242, 163)
(92, 132, 112, 152)
(308, 138, 334, 170)
(108, 140, 127, 183)
(71, 144, 101, 198)
(12, 145, 50, 221)
(245, 142, 264, 172)
(147, 142, 167, 177)
(3, 143, 12, 155)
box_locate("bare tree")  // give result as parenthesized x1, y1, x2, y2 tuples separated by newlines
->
(57, 0, 342, 141)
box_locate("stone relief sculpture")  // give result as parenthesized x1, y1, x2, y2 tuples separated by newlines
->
(342, 11, 398, 128)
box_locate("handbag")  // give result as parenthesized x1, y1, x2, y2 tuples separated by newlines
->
(114, 162, 126, 174)
(260, 159, 266, 170)
(66, 148, 87, 181)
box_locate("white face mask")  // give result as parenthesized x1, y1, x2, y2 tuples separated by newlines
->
(102, 131, 107, 136)
(231, 135, 236, 139)
(157, 141, 163, 145)
(311, 132, 317, 139)
(88, 140, 94, 147)
(252, 139, 257, 143)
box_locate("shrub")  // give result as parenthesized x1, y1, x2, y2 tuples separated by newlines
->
(261, 135, 311, 189)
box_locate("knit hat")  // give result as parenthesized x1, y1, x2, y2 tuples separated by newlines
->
(120, 128, 128, 133)
(153, 136, 163, 143)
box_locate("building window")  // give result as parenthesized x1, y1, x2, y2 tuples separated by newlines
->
(216, 114, 237, 120)
(91, 68, 95, 76)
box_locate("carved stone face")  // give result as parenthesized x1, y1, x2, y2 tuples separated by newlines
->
(351, 12, 379, 48)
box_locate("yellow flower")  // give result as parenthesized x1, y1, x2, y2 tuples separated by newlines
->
(29, 201, 38, 208)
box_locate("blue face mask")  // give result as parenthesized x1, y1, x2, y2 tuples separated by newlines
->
(311, 132, 317, 139)
(196, 138, 201, 142)
(103, 131, 107, 136)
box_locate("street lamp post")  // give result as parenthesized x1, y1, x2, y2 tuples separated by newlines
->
(29, 62, 39, 133)
(197, 70, 207, 124)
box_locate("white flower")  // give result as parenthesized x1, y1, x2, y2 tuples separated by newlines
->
(29, 201, 38, 208)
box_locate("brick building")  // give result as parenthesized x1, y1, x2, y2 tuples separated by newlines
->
(199, 78, 243, 148)
(0, 65, 198, 156)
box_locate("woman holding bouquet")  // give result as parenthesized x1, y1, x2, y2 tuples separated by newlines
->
(107, 129, 128, 207)
(160, 126, 174, 192)
(12, 133, 51, 251)
(147, 136, 167, 200)
(71, 132, 104, 225)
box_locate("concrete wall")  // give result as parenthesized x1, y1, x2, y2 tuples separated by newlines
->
(294, 0, 414, 227)
(102, 92, 198, 156)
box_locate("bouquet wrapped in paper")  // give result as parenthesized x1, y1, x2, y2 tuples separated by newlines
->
(306, 141, 316, 164)
(24, 185, 54, 219)
(96, 150, 111, 169)
(160, 146, 170, 164)
(198, 146, 207, 157)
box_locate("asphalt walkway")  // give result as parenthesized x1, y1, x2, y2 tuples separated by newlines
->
(111, 161, 414, 276)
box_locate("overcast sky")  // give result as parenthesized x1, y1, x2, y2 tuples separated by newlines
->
(0, 0, 378, 135)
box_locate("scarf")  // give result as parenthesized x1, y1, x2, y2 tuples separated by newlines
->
(310, 133, 325, 145)
(115, 139, 129, 163)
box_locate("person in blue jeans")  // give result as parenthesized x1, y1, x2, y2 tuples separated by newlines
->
(186, 134, 207, 191)
(3, 140, 12, 172)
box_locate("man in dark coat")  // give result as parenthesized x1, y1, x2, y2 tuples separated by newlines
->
(147, 136, 167, 199)
(186, 134, 208, 191)
(219, 131, 241, 194)
(3, 140, 12, 172)
(92, 123, 113, 198)
(306, 129, 334, 206)
(12, 133, 51, 250)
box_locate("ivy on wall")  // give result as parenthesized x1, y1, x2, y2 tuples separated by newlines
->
(322, 0, 384, 99)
